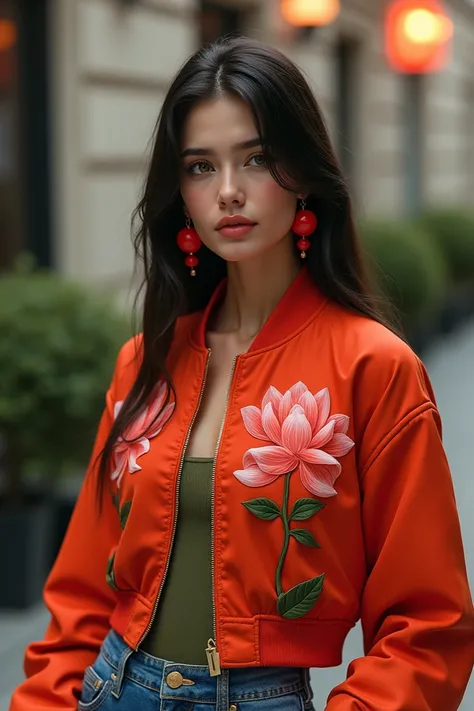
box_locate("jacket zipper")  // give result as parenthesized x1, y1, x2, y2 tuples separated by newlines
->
(136, 349, 212, 650)
(206, 355, 238, 677)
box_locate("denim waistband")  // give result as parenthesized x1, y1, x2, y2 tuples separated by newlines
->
(100, 629, 312, 705)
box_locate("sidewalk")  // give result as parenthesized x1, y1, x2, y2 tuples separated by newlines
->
(2, 321, 473, 710)
(0, 605, 49, 709)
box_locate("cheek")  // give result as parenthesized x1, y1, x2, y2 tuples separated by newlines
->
(257, 179, 296, 221)
(180, 183, 209, 220)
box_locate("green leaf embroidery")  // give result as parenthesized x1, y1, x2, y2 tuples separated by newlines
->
(290, 528, 320, 548)
(289, 498, 325, 521)
(242, 498, 281, 520)
(277, 574, 325, 619)
(110, 490, 133, 531)
(106, 497, 132, 590)
(239, 471, 329, 619)
(119, 501, 132, 530)
(110, 490, 121, 515)
(106, 552, 118, 591)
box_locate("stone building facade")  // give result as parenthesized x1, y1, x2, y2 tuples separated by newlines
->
(3, 0, 473, 287)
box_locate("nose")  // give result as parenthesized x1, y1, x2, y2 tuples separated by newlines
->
(217, 167, 245, 208)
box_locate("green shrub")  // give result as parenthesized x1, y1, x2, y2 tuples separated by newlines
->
(360, 220, 448, 331)
(417, 208, 474, 285)
(0, 259, 130, 501)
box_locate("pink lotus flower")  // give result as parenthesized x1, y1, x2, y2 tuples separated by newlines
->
(111, 380, 175, 487)
(234, 382, 354, 497)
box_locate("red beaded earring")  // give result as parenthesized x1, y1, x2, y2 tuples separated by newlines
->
(177, 217, 202, 276)
(291, 198, 318, 259)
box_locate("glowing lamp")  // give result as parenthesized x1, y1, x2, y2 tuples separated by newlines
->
(385, 0, 453, 74)
(281, 0, 341, 27)
(0, 20, 16, 52)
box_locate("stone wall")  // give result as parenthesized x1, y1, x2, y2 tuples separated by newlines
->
(49, 0, 197, 288)
(49, 0, 474, 285)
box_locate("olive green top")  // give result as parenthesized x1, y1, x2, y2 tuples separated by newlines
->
(141, 456, 214, 664)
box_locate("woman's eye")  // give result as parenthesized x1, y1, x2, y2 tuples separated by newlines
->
(248, 153, 266, 167)
(187, 161, 212, 175)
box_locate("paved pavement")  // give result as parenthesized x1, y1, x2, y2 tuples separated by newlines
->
(1, 321, 473, 710)
(0, 604, 49, 709)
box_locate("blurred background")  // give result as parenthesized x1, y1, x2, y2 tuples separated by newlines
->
(0, 0, 473, 708)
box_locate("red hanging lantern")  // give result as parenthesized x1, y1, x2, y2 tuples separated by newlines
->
(281, 0, 340, 27)
(385, 0, 453, 74)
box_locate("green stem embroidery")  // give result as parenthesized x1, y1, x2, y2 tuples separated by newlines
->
(242, 477, 326, 619)
(275, 472, 292, 597)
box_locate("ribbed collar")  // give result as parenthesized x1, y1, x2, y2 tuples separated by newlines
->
(190, 266, 328, 353)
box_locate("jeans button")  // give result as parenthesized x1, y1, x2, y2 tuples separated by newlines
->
(229, 705, 238, 711)
(166, 671, 184, 689)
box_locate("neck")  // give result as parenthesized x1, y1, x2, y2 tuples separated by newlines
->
(211, 236, 302, 342)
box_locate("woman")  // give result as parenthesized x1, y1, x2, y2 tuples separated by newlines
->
(10, 37, 473, 711)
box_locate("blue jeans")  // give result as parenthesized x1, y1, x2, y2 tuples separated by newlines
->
(78, 629, 316, 711)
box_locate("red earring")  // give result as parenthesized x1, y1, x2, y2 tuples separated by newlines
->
(177, 217, 202, 276)
(291, 199, 318, 259)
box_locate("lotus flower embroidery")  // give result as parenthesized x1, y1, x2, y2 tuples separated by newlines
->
(111, 380, 175, 488)
(234, 382, 354, 620)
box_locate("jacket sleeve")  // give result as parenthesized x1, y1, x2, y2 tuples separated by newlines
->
(326, 403, 474, 711)
(9, 360, 124, 710)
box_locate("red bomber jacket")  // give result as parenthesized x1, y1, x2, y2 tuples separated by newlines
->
(10, 267, 474, 711)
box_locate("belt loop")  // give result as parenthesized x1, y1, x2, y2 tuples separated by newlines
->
(216, 668, 230, 711)
(110, 644, 134, 699)
(302, 667, 314, 707)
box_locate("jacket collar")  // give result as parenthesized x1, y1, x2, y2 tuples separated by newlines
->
(190, 266, 328, 353)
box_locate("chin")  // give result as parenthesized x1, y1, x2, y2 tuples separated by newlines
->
(207, 238, 247, 257)
(218, 236, 278, 260)
(216, 244, 266, 264)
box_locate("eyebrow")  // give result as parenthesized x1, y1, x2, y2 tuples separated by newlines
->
(180, 137, 263, 159)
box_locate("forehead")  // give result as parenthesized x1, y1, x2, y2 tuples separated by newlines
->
(181, 96, 259, 149)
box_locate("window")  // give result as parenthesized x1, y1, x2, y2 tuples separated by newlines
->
(0, 1, 20, 270)
(334, 37, 360, 191)
(0, 0, 51, 271)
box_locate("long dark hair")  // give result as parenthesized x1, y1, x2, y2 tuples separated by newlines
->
(97, 35, 397, 497)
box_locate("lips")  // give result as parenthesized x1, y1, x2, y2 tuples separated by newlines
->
(216, 216, 256, 230)
(216, 219, 256, 240)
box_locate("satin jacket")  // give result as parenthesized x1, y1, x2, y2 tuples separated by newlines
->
(10, 267, 474, 711)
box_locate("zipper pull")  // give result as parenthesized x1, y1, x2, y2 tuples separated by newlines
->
(205, 638, 221, 677)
